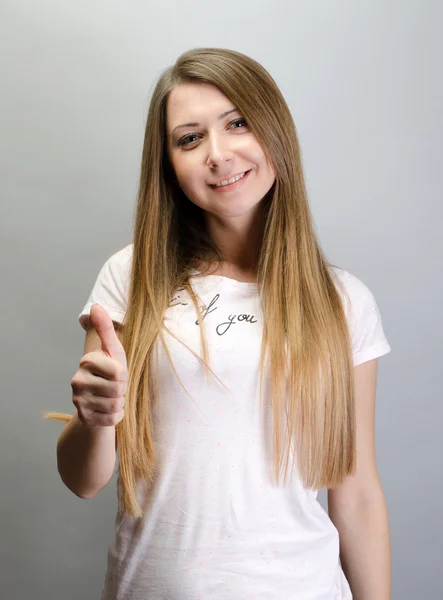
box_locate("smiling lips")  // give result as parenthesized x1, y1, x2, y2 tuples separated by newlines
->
(210, 170, 251, 188)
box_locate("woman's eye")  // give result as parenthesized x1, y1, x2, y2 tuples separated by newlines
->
(230, 118, 247, 129)
(177, 134, 199, 147)
(177, 119, 247, 148)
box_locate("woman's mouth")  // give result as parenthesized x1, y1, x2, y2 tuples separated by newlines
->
(210, 170, 252, 192)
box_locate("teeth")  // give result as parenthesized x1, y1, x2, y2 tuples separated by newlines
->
(215, 171, 247, 187)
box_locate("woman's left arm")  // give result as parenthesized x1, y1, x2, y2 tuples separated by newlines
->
(328, 358, 391, 600)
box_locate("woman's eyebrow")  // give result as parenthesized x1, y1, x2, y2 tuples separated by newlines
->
(171, 108, 239, 135)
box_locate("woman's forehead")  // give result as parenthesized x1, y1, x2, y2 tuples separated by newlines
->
(166, 83, 235, 129)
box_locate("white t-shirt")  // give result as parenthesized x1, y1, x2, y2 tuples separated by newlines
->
(79, 243, 391, 600)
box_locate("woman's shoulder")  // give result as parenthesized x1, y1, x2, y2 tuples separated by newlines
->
(328, 265, 391, 364)
(102, 242, 134, 276)
(98, 242, 134, 290)
(328, 265, 379, 315)
(328, 264, 372, 294)
(109, 242, 133, 263)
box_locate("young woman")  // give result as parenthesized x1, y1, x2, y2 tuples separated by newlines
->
(46, 47, 392, 599)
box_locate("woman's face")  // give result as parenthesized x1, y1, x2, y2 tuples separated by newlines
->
(166, 82, 276, 221)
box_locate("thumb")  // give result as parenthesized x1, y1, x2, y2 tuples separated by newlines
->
(90, 304, 127, 366)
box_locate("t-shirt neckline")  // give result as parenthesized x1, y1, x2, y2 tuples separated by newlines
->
(189, 268, 259, 291)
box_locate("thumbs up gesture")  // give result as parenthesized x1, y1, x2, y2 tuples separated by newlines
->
(71, 304, 128, 427)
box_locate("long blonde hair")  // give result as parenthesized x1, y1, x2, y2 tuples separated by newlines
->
(45, 47, 355, 518)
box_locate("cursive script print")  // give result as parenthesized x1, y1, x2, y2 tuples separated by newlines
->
(169, 288, 189, 308)
(169, 291, 258, 336)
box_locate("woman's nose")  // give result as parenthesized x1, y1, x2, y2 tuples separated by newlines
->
(205, 133, 233, 167)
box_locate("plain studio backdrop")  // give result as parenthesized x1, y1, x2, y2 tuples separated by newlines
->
(1, 1, 441, 598)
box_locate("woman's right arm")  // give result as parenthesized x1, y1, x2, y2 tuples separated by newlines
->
(56, 306, 127, 499)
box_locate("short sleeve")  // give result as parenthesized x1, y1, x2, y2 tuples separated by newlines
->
(78, 244, 133, 331)
(332, 268, 392, 367)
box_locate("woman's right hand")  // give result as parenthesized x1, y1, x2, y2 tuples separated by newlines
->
(71, 304, 128, 427)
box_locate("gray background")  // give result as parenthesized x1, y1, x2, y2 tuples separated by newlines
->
(1, 0, 441, 598)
